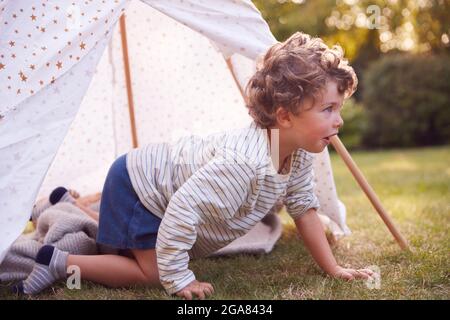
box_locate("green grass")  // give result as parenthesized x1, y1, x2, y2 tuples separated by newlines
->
(1, 146, 449, 300)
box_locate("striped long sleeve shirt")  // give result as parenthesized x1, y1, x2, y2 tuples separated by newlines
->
(126, 121, 320, 294)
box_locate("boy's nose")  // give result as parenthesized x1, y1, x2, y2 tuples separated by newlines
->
(334, 114, 344, 129)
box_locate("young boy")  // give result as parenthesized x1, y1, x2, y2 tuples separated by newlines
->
(15, 32, 373, 299)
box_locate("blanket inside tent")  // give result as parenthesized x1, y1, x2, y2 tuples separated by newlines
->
(0, 0, 350, 264)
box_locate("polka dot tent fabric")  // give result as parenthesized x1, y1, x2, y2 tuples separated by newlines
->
(0, 0, 349, 263)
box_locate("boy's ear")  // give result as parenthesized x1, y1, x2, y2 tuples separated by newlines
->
(275, 106, 292, 128)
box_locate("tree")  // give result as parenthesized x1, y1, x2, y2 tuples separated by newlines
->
(253, 0, 449, 58)
(253, 0, 449, 100)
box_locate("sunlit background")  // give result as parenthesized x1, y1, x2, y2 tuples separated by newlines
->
(254, 0, 449, 150)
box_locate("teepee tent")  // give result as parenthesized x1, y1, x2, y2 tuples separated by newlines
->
(0, 0, 406, 264)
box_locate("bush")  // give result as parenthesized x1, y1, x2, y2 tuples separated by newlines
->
(339, 98, 368, 150)
(362, 54, 450, 148)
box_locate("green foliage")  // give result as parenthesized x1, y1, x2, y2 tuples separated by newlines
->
(339, 99, 369, 150)
(253, 0, 450, 58)
(362, 53, 450, 148)
(253, 0, 337, 41)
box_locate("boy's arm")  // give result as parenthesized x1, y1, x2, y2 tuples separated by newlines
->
(294, 208, 373, 280)
(294, 209, 338, 274)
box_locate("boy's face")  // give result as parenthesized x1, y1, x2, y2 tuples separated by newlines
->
(283, 81, 345, 153)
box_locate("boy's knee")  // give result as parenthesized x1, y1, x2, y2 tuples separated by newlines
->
(131, 249, 160, 286)
(140, 269, 160, 286)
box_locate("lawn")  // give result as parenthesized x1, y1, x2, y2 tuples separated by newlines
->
(1, 146, 449, 300)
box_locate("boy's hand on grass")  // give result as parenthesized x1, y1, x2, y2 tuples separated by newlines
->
(176, 280, 214, 300)
(330, 266, 374, 281)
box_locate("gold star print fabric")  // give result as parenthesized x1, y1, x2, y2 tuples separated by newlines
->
(0, 0, 130, 116)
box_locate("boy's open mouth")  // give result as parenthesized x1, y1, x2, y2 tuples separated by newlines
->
(324, 133, 337, 141)
(322, 133, 338, 143)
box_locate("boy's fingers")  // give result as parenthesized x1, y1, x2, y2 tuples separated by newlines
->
(176, 281, 214, 300)
(340, 271, 354, 281)
(177, 289, 192, 300)
(203, 283, 214, 295)
(200, 284, 214, 298)
(359, 268, 375, 276)
(201, 286, 210, 296)
(203, 286, 213, 296)
(352, 269, 369, 279)
(348, 269, 361, 278)
(195, 289, 206, 300)
(184, 291, 193, 300)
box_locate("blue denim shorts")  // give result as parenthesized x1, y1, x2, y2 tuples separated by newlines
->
(97, 154, 162, 249)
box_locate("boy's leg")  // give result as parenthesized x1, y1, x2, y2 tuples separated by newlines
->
(67, 248, 161, 288)
(15, 247, 161, 294)
(131, 248, 160, 286)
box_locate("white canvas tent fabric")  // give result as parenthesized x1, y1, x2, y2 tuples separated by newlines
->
(0, 0, 350, 264)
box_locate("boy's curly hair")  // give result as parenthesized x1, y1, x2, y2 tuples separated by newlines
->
(245, 32, 357, 127)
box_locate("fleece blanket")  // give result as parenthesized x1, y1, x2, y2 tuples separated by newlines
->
(0, 203, 98, 282)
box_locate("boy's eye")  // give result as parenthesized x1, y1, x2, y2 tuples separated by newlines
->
(324, 106, 333, 112)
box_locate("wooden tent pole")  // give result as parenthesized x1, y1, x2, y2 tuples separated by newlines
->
(330, 136, 409, 250)
(119, 15, 138, 148)
(225, 58, 408, 250)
